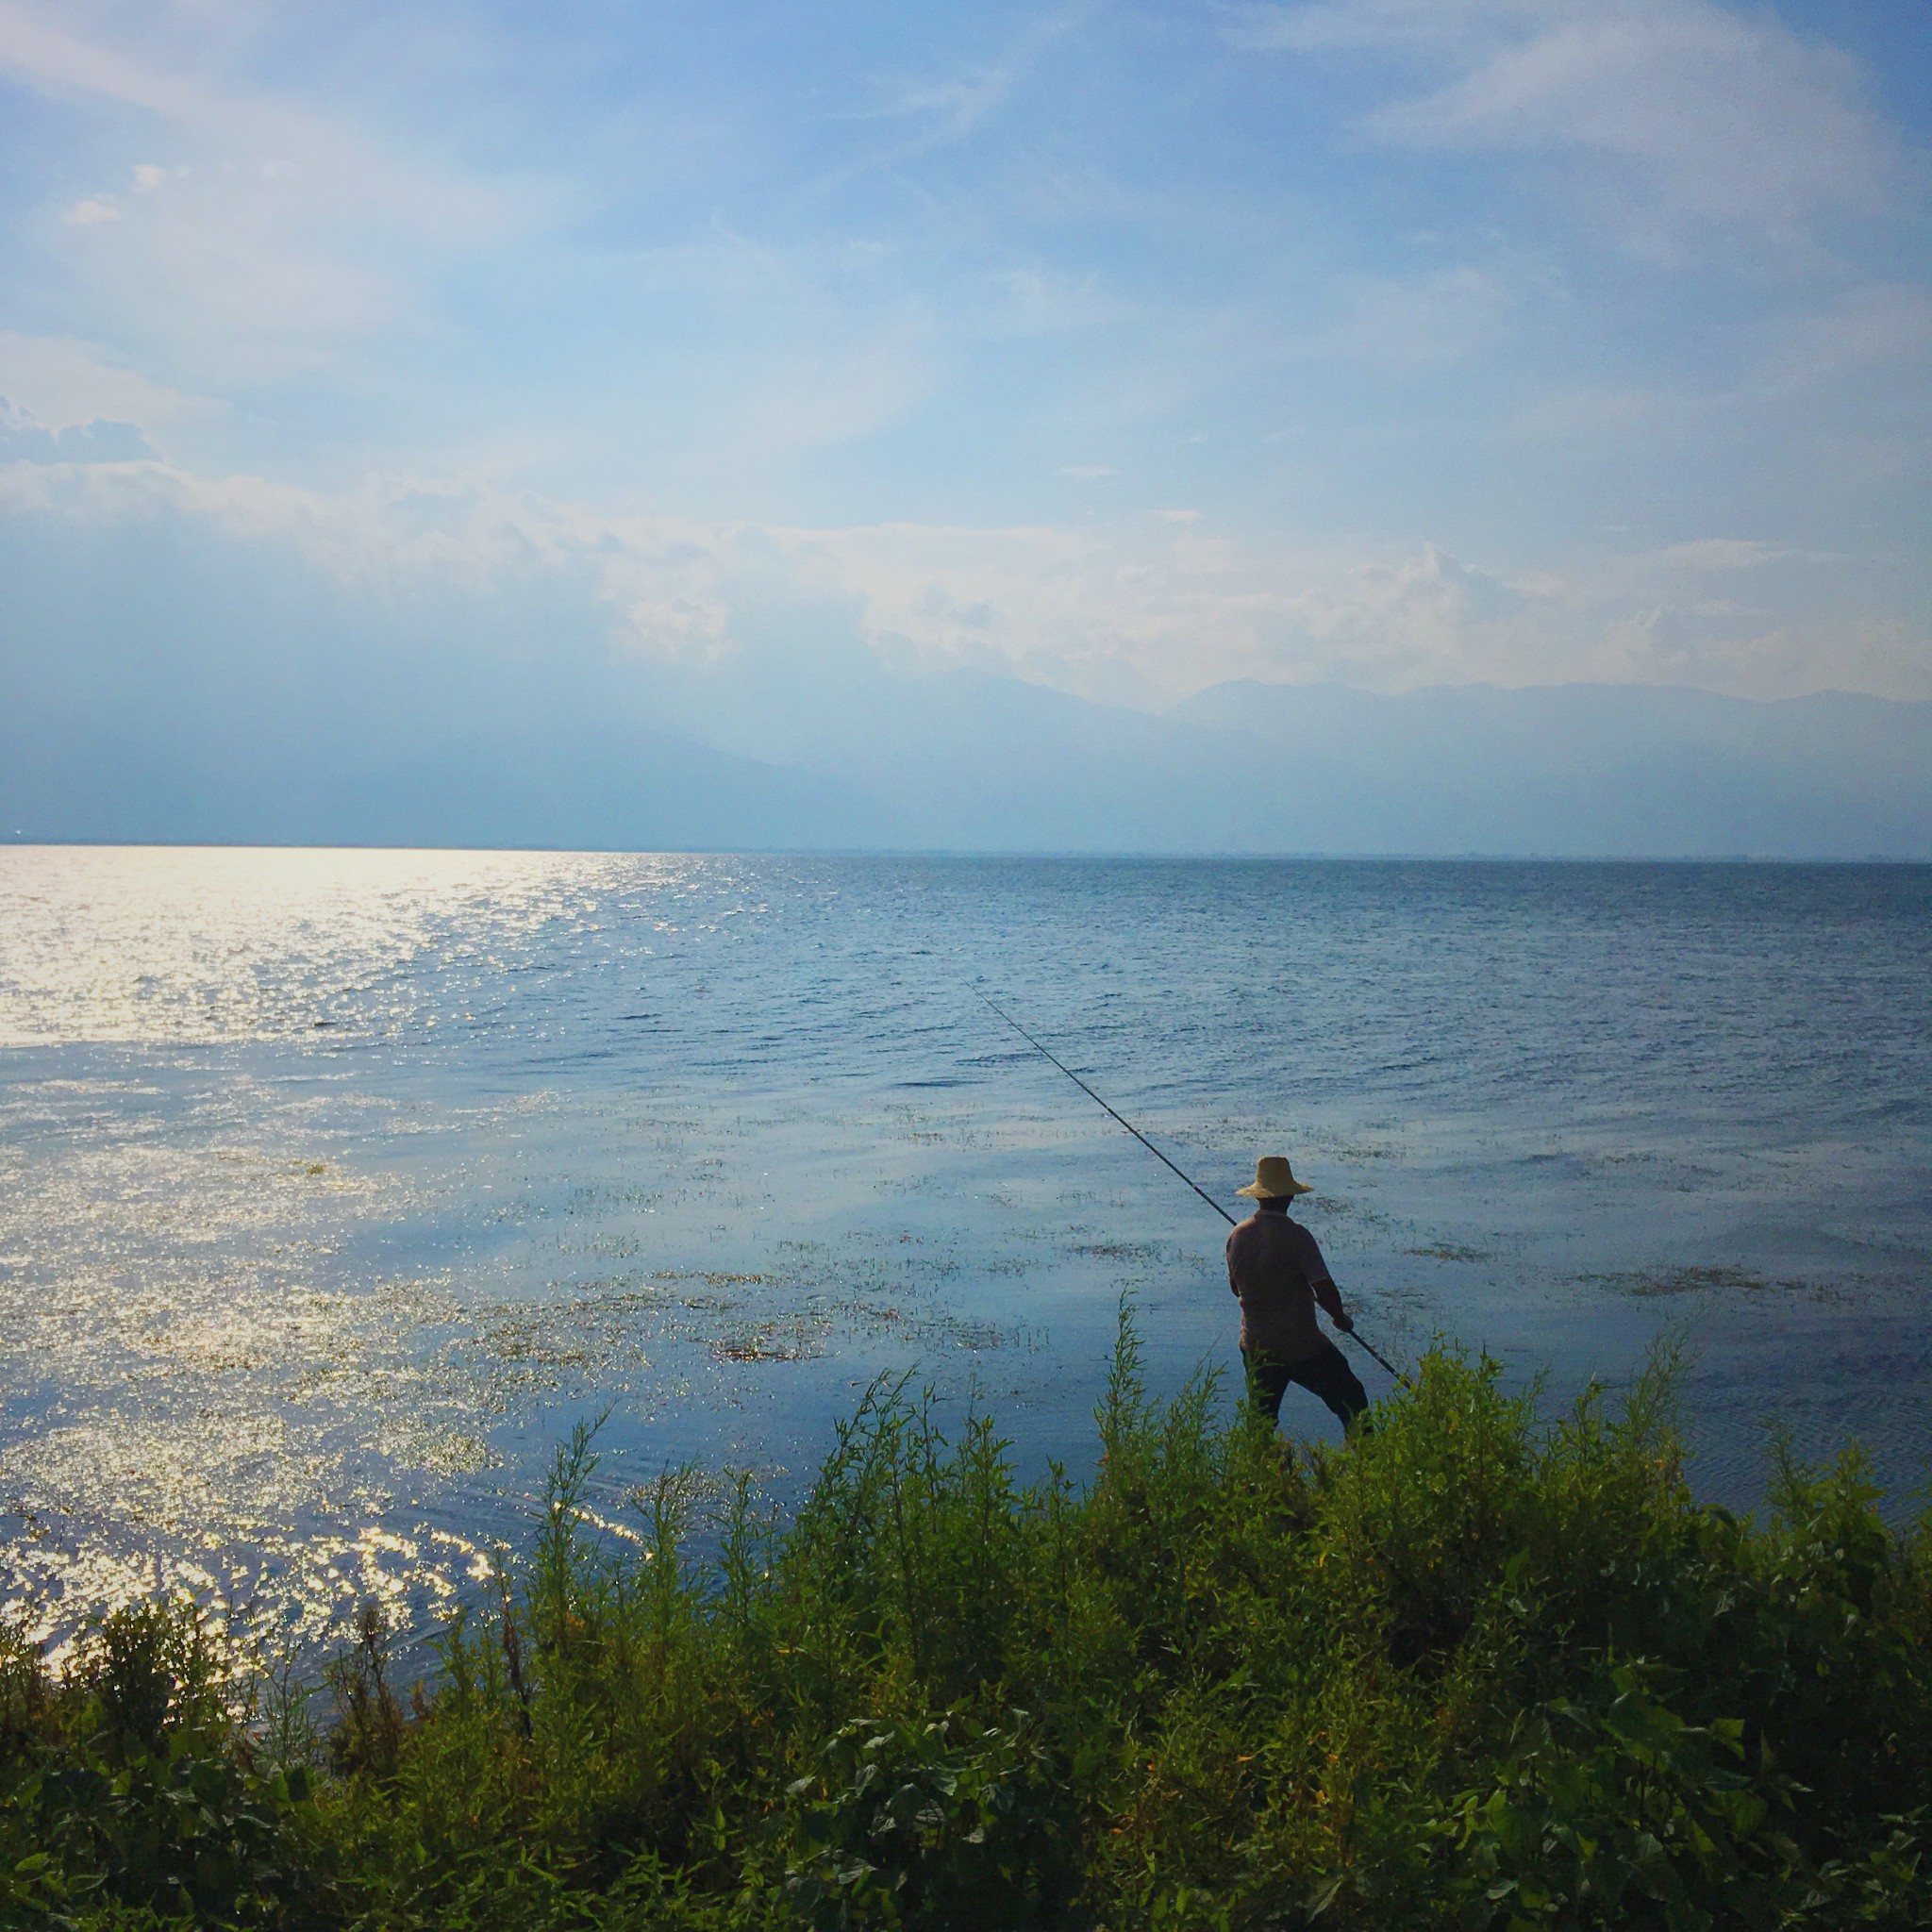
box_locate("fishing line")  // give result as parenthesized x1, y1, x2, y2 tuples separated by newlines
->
(974, 987, 1409, 1389)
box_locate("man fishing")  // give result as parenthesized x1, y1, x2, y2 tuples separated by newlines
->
(974, 992, 1402, 1407)
(1226, 1156, 1370, 1432)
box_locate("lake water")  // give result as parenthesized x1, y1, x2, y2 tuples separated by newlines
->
(1, 848, 1926, 1657)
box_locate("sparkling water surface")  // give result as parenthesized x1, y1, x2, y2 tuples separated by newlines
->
(1, 848, 1926, 1658)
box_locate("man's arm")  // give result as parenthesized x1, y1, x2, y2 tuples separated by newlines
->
(1312, 1274, 1354, 1332)
(1297, 1226, 1353, 1331)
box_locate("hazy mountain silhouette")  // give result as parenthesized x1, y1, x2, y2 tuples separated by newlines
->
(1162, 679, 1931, 858)
(5, 487, 1924, 856)
(0, 715, 888, 851)
(5, 664, 1925, 857)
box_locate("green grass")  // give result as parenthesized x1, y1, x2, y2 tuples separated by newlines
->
(4, 1312, 1928, 1929)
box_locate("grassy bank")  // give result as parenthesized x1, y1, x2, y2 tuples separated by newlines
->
(4, 1319, 1928, 1930)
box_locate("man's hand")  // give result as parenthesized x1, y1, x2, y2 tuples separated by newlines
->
(1334, 1311, 1355, 1333)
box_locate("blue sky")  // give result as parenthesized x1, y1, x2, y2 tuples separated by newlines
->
(2, 0, 1928, 710)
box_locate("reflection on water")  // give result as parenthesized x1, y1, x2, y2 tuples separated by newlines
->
(0, 846, 712, 1049)
(1, 848, 1927, 1660)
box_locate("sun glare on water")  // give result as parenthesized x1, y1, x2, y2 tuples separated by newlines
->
(0, 844, 708, 1049)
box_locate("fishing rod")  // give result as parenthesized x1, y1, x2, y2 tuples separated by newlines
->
(974, 989, 1409, 1389)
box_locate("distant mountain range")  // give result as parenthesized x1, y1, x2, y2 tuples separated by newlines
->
(4, 668, 1927, 858)
(1163, 680, 1932, 859)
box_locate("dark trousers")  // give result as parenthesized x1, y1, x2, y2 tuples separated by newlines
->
(1244, 1341, 1370, 1431)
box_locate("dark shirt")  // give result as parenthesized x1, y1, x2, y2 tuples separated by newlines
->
(1225, 1211, 1335, 1361)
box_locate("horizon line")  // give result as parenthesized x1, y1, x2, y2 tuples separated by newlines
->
(6, 841, 1927, 866)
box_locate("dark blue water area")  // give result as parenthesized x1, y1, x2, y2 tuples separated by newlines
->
(0, 852, 1926, 1657)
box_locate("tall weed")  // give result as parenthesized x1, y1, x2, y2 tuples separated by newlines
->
(6, 1317, 1928, 1930)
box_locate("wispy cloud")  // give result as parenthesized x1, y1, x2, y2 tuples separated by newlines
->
(2, 0, 541, 379)
(0, 0, 202, 115)
(849, 3, 1100, 153)
(0, 332, 217, 431)
(1291, 265, 1514, 370)
(0, 399, 151, 463)
(1507, 279, 1932, 484)
(1235, 0, 1895, 257)
(1643, 539, 1789, 574)
(5, 450, 1927, 703)
(1755, 283, 1932, 394)
(0, 0, 1924, 717)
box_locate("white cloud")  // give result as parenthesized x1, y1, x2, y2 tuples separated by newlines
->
(0, 0, 200, 114)
(0, 398, 152, 462)
(1297, 265, 1514, 369)
(61, 197, 122, 225)
(1238, 0, 1894, 256)
(600, 226, 941, 460)
(1755, 283, 1932, 394)
(985, 266, 1133, 337)
(1582, 608, 1928, 701)
(3, 435, 1925, 707)
(849, 5, 1091, 152)
(1641, 539, 1786, 574)
(1507, 280, 1932, 491)
(1507, 382, 1676, 443)
(870, 69, 1018, 143)
(0, 332, 217, 430)
(1, 0, 541, 379)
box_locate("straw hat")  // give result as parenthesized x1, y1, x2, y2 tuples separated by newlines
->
(1236, 1155, 1312, 1199)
